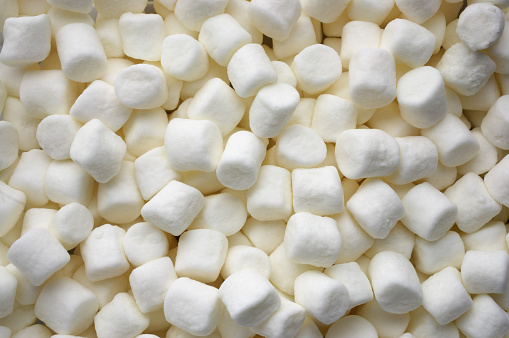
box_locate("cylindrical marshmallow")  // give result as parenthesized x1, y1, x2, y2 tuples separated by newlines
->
(123, 222, 169, 267)
(413, 231, 465, 275)
(325, 315, 378, 338)
(340, 21, 382, 69)
(161, 34, 209, 82)
(311, 94, 357, 143)
(122, 107, 167, 157)
(456, 3, 505, 51)
(0, 181, 26, 237)
(456, 295, 509, 338)
(48, 203, 93, 251)
(355, 300, 411, 338)
(484, 154, 509, 208)
(248, 0, 301, 41)
(36, 115, 82, 160)
(241, 218, 286, 255)
(275, 125, 327, 170)
(174, 0, 229, 31)
(220, 245, 271, 279)
(272, 14, 317, 61)
(481, 95, 509, 150)
(395, 0, 441, 24)
(119, 13, 165, 61)
(0, 121, 19, 171)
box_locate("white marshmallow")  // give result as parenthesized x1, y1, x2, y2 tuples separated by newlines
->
(0, 266, 17, 319)
(334, 211, 375, 264)
(70, 119, 127, 184)
(45, 160, 94, 206)
(272, 14, 317, 61)
(340, 21, 382, 69)
(395, 0, 441, 24)
(161, 34, 208, 82)
(456, 295, 509, 338)
(164, 277, 222, 336)
(95, 16, 123, 58)
(48, 0, 92, 13)
(369, 251, 422, 314)
(325, 315, 378, 338)
(481, 95, 509, 150)
(221, 245, 270, 280)
(486, 21, 509, 74)
(123, 222, 169, 267)
(484, 154, 509, 208)
(0, 181, 25, 237)
(348, 0, 395, 25)
(366, 102, 420, 138)
(2, 97, 39, 152)
(164, 118, 223, 172)
(94, 293, 149, 338)
(251, 296, 306, 338)
(413, 231, 465, 275)
(34, 277, 98, 335)
(7, 228, 70, 286)
(421, 267, 472, 325)
(246, 165, 292, 221)
(48, 203, 93, 251)
(241, 218, 286, 255)
(421, 11, 447, 54)
(100, 58, 134, 85)
(47, 6, 94, 39)
(444, 172, 501, 233)
(291, 44, 342, 94)
(423, 161, 458, 191)
(348, 48, 397, 109)
(5, 263, 39, 307)
(436, 43, 496, 96)
(336, 129, 401, 180)
(325, 262, 373, 309)
(119, 13, 165, 61)
(461, 250, 509, 294)
(93, 0, 147, 18)
(355, 301, 410, 338)
(294, 270, 349, 325)
(459, 74, 501, 112)
(227, 43, 277, 98)
(36, 115, 82, 161)
(248, 0, 300, 41)
(462, 221, 508, 251)
(123, 108, 167, 157)
(272, 61, 298, 87)
(80, 224, 129, 281)
(217, 310, 256, 338)
(457, 3, 505, 51)
(458, 128, 499, 175)
(0, 14, 51, 67)
(21, 207, 55, 235)
(301, 0, 349, 23)
(174, 0, 228, 31)
(10, 324, 52, 338)
(180, 59, 229, 101)
(140, 180, 205, 236)
(275, 125, 326, 170)
(0, 121, 18, 171)
(364, 222, 415, 260)
(311, 94, 357, 143)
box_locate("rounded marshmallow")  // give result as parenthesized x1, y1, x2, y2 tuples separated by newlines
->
(0, 266, 17, 319)
(457, 3, 505, 51)
(456, 127, 498, 173)
(325, 315, 378, 338)
(36, 115, 82, 160)
(221, 245, 271, 279)
(301, 0, 349, 23)
(248, 0, 301, 41)
(456, 295, 509, 338)
(481, 95, 509, 150)
(484, 154, 509, 208)
(395, 0, 441, 24)
(0, 121, 18, 171)
(413, 232, 465, 275)
(311, 94, 357, 143)
(275, 125, 327, 170)
(251, 296, 306, 338)
(122, 107, 168, 157)
(45, 159, 94, 206)
(48, 203, 93, 251)
(486, 22, 509, 74)
(174, 0, 228, 31)
(340, 21, 382, 69)
(348, 0, 395, 26)
(93, 0, 147, 18)
(0, 181, 25, 237)
(461, 250, 509, 294)
(272, 14, 317, 61)
(241, 218, 286, 255)
(119, 13, 165, 61)
(123, 222, 169, 267)
(161, 34, 209, 82)
(355, 300, 411, 338)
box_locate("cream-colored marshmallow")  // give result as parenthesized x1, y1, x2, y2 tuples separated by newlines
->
(458, 128, 500, 175)
(457, 3, 505, 51)
(0, 181, 25, 237)
(272, 14, 317, 61)
(241, 218, 286, 255)
(456, 295, 509, 338)
(484, 154, 509, 208)
(325, 315, 378, 338)
(413, 232, 465, 275)
(355, 300, 410, 338)
(221, 245, 270, 280)
(340, 21, 382, 69)
(45, 160, 94, 206)
(119, 13, 165, 61)
(174, 0, 228, 31)
(275, 125, 327, 170)
(311, 94, 357, 143)
(481, 95, 509, 150)
(36, 115, 82, 161)
(248, 0, 300, 41)
(325, 262, 373, 309)
(0, 121, 18, 172)
(461, 250, 509, 294)
(161, 34, 209, 82)
(0, 266, 17, 319)
(334, 211, 375, 264)
(48, 203, 93, 251)
(122, 107, 167, 157)
(395, 0, 441, 24)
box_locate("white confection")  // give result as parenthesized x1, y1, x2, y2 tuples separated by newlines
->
(275, 125, 327, 170)
(294, 270, 349, 325)
(248, 0, 301, 41)
(141, 180, 205, 236)
(164, 277, 222, 336)
(413, 232, 465, 275)
(386, 136, 439, 185)
(45, 160, 94, 206)
(130, 257, 177, 313)
(0, 14, 51, 67)
(456, 295, 509, 338)
(311, 94, 357, 143)
(221, 245, 271, 280)
(291, 44, 342, 94)
(395, 0, 441, 24)
(462, 221, 508, 251)
(461, 250, 509, 294)
(46, 6, 94, 39)
(216, 131, 267, 190)
(481, 95, 509, 150)
(36, 115, 82, 160)
(56, 23, 108, 83)
(249, 83, 300, 138)
(436, 43, 496, 96)
(407, 306, 460, 338)
(0, 266, 17, 319)
(0, 181, 25, 237)
(246, 165, 292, 221)
(251, 296, 306, 338)
(175, 229, 228, 283)
(241, 218, 286, 255)
(366, 102, 418, 138)
(123, 222, 169, 267)
(9, 324, 52, 338)
(369, 251, 422, 314)
(2, 97, 40, 152)
(161, 34, 208, 82)
(271, 60, 298, 87)
(114, 64, 168, 109)
(34, 277, 98, 335)
(457, 3, 505, 51)
(444, 172, 501, 233)
(100, 58, 134, 85)
(7, 228, 70, 286)
(0, 121, 18, 172)
(93, 0, 147, 18)
(301, 0, 349, 23)
(80, 224, 129, 281)
(484, 154, 509, 208)
(459, 74, 501, 111)
(292, 166, 344, 216)
(180, 169, 225, 196)
(5, 263, 41, 306)
(421, 11, 447, 54)
(95, 16, 123, 58)
(227, 43, 277, 98)
(348, 0, 395, 25)
(356, 301, 411, 338)
(225, 0, 263, 45)
(334, 211, 375, 264)
(21, 207, 55, 235)
(364, 222, 415, 260)
(174, 0, 228, 31)
(187, 77, 246, 136)
(423, 161, 458, 191)
(340, 21, 382, 69)
(94, 293, 149, 338)
(486, 21, 509, 74)
(421, 267, 472, 325)
(48, 0, 92, 13)
(458, 128, 498, 175)
(325, 315, 378, 338)
(48, 203, 93, 251)
(70, 119, 127, 184)
(272, 15, 317, 61)
(349, 48, 397, 109)
(284, 212, 341, 268)
(219, 269, 280, 327)
(123, 108, 168, 156)
(164, 118, 223, 172)
(336, 129, 400, 180)
(119, 13, 165, 61)
(325, 262, 373, 309)
(396, 66, 447, 128)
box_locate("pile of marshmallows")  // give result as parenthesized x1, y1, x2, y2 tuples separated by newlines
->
(1, 0, 509, 337)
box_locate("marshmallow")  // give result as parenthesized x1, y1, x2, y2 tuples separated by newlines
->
(180, 170, 225, 196)
(272, 61, 298, 87)
(340, 21, 382, 69)
(291, 44, 342, 94)
(2, 97, 39, 152)
(294, 270, 349, 325)
(221, 245, 271, 280)
(364, 222, 415, 260)
(70, 119, 127, 184)
(0, 181, 25, 237)
(444, 172, 501, 233)
(100, 58, 134, 85)
(93, 0, 147, 18)
(334, 211, 375, 264)
(0, 14, 51, 67)
(246, 165, 292, 221)
(224, 0, 262, 45)
(95, 16, 124, 58)
(461, 250, 509, 294)
(48, 0, 93, 13)
(45, 160, 94, 206)
(219, 268, 280, 327)
(10, 324, 51, 338)
(413, 231, 465, 275)
(423, 161, 457, 191)
(348, 48, 397, 109)
(396, 0, 441, 24)
(272, 14, 317, 61)
(80, 224, 129, 281)
(481, 95, 509, 150)
(311, 94, 357, 143)
(484, 154, 509, 207)
(48, 203, 93, 251)
(436, 43, 496, 96)
(7, 228, 70, 286)
(122, 108, 167, 157)
(459, 74, 501, 111)
(462, 221, 508, 251)
(94, 293, 149, 338)
(228, 231, 253, 249)
(275, 125, 327, 170)
(174, 0, 228, 31)
(284, 212, 341, 268)
(366, 102, 420, 138)
(443, 19, 461, 50)
(241, 218, 286, 255)
(9, 149, 51, 206)
(36, 115, 82, 161)
(34, 277, 98, 335)
(0, 121, 18, 172)
(0, 266, 17, 319)
(141, 180, 205, 236)
(47, 6, 94, 38)
(458, 128, 499, 175)
(251, 296, 306, 338)
(456, 295, 509, 338)
(5, 263, 39, 306)
(21, 207, 56, 235)
(119, 13, 165, 61)
(457, 3, 505, 51)
(421, 267, 472, 325)
(355, 301, 410, 338)
(123, 222, 169, 267)
(227, 43, 277, 98)
(164, 277, 222, 336)
(164, 118, 223, 172)
(248, 0, 300, 41)
(114, 64, 168, 109)
(300, 0, 348, 23)
(325, 315, 378, 338)
(348, 0, 395, 25)
(325, 262, 373, 309)
(422, 11, 447, 54)
(0, 302, 37, 334)
(486, 21, 509, 74)
(369, 251, 422, 314)
(160, 34, 209, 82)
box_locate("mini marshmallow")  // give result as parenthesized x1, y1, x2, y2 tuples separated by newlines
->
(458, 128, 499, 175)
(340, 21, 382, 69)
(130, 257, 177, 313)
(364, 222, 415, 260)
(217, 309, 256, 338)
(251, 296, 306, 338)
(395, 0, 441, 24)
(423, 161, 458, 191)
(100, 58, 134, 85)
(334, 211, 375, 264)
(2, 97, 39, 152)
(271, 61, 298, 87)
(164, 118, 223, 172)
(0, 266, 17, 319)
(459, 74, 501, 111)
(48, 203, 93, 251)
(21, 207, 56, 235)
(291, 44, 342, 94)
(0, 124, 18, 172)
(246, 165, 292, 221)
(0, 181, 25, 237)
(481, 95, 509, 150)
(94, 292, 149, 338)
(180, 170, 225, 196)
(45, 160, 95, 206)
(48, 0, 93, 13)
(114, 64, 168, 109)
(348, 0, 395, 25)
(436, 43, 496, 96)
(10, 324, 52, 338)
(421, 267, 472, 325)
(248, 0, 300, 41)
(221, 245, 271, 280)
(457, 3, 505, 51)
(164, 277, 223, 336)
(70, 119, 127, 183)
(369, 251, 422, 314)
(123, 222, 169, 267)
(7, 228, 70, 286)
(80, 224, 129, 281)
(95, 16, 123, 58)
(241, 218, 286, 255)
(122, 108, 167, 157)
(227, 43, 277, 98)
(34, 277, 98, 335)
(0, 14, 51, 67)
(47, 6, 94, 39)
(456, 295, 509, 338)
(119, 13, 165, 61)
(356, 301, 411, 338)
(174, 0, 228, 31)
(484, 154, 509, 207)
(486, 22, 509, 74)
(413, 232, 465, 275)
(301, 0, 348, 23)
(36, 115, 82, 161)
(462, 221, 508, 251)
(272, 15, 317, 61)
(294, 271, 349, 325)
(311, 94, 357, 143)
(325, 315, 378, 338)
(444, 172, 501, 233)
(366, 102, 420, 138)
(325, 262, 373, 309)
(461, 250, 509, 294)
(275, 125, 327, 170)
(161, 34, 208, 82)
